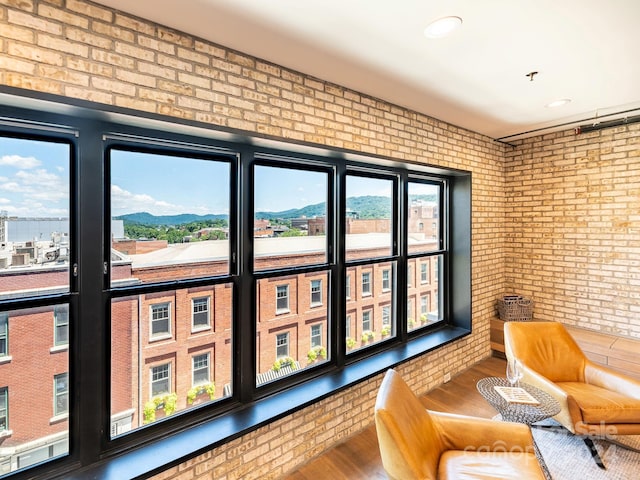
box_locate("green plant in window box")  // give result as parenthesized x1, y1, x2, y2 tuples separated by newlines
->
(408, 318, 416, 329)
(346, 337, 357, 349)
(272, 356, 297, 372)
(381, 326, 391, 337)
(420, 314, 428, 324)
(187, 382, 216, 405)
(361, 330, 375, 343)
(143, 393, 178, 424)
(307, 345, 327, 363)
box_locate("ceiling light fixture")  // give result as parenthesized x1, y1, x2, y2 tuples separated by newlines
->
(545, 99, 571, 108)
(424, 16, 462, 38)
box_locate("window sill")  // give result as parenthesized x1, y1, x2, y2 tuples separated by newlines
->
(0, 355, 11, 365)
(65, 325, 470, 480)
(50, 345, 69, 353)
(149, 334, 172, 342)
(0, 429, 12, 438)
(49, 413, 69, 425)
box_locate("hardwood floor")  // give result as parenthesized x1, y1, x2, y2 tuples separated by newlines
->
(283, 355, 507, 480)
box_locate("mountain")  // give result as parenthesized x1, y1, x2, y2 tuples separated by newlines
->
(116, 194, 437, 226)
(115, 212, 227, 226)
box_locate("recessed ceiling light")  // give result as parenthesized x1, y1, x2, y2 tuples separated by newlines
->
(546, 99, 571, 108)
(424, 16, 462, 39)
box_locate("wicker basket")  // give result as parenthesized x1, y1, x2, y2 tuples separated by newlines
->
(497, 295, 533, 321)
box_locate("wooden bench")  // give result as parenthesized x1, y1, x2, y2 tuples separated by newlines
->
(490, 318, 640, 380)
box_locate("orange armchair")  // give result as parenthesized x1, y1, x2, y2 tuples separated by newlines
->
(374, 369, 546, 480)
(504, 321, 640, 438)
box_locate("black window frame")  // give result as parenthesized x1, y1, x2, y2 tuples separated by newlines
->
(0, 94, 470, 480)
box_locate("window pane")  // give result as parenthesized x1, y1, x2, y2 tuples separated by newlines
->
(346, 262, 396, 354)
(0, 305, 70, 471)
(110, 149, 230, 285)
(110, 284, 233, 436)
(0, 137, 70, 297)
(408, 181, 441, 254)
(346, 175, 393, 261)
(408, 255, 444, 331)
(256, 271, 330, 385)
(254, 165, 328, 270)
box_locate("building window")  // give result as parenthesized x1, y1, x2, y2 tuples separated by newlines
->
(151, 364, 171, 397)
(345, 274, 351, 299)
(382, 269, 390, 291)
(362, 310, 372, 332)
(310, 324, 322, 348)
(54, 305, 69, 347)
(421, 295, 429, 315)
(192, 353, 210, 386)
(54, 373, 69, 417)
(345, 315, 351, 339)
(421, 262, 429, 283)
(276, 333, 289, 358)
(310, 280, 322, 306)
(407, 265, 413, 287)
(276, 285, 289, 313)
(150, 303, 171, 339)
(382, 305, 391, 326)
(361, 272, 371, 296)
(0, 387, 7, 432)
(192, 297, 210, 330)
(0, 314, 7, 356)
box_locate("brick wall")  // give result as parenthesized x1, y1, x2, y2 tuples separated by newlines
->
(0, 1, 505, 478)
(504, 126, 640, 339)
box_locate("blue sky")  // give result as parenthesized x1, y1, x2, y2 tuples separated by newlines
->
(0, 137, 69, 217)
(0, 137, 437, 218)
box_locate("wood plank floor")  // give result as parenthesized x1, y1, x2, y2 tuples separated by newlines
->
(283, 355, 507, 480)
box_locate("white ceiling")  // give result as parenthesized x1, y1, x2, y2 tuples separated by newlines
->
(95, 0, 640, 141)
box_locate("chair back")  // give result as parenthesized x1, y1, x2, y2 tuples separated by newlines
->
(504, 321, 587, 382)
(375, 369, 442, 480)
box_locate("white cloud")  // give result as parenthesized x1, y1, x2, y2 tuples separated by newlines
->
(111, 184, 189, 216)
(0, 155, 41, 169)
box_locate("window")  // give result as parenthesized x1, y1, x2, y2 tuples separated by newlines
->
(382, 305, 391, 326)
(54, 373, 69, 417)
(276, 333, 289, 358)
(421, 262, 429, 283)
(361, 272, 371, 296)
(192, 297, 210, 330)
(0, 387, 7, 432)
(151, 364, 170, 397)
(421, 295, 429, 315)
(310, 324, 322, 348)
(0, 101, 471, 478)
(192, 353, 210, 386)
(54, 305, 69, 347)
(310, 280, 322, 306)
(150, 303, 171, 338)
(0, 314, 7, 356)
(276, 285, 289, 313)
(382, 269, 390, 291)
(362, 310, 372, 332)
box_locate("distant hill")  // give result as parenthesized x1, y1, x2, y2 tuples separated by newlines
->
(115, 212, 228, 226)
(116, 194, 437, 226)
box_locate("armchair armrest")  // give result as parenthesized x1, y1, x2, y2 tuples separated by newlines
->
(430, 411, 535, 453)
(585, 361, 640, 398)
(519, 363, 575, 432)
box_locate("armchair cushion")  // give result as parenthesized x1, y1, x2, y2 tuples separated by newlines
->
(558, 382, 640, 423)
(439, 451, 544, 480)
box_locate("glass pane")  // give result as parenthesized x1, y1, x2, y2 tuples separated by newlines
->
(345, 261, 396, 354)
(256, 271, 330, 385)
(0, 304, 70, 473)
(407, 255, 443, 331)
(110, 149, 230, 285)
(254, 165, 328, 270)
(110, 284, 233, 436)
(408, 181, 440, 254)
(0, 137, 70, 297)
(346, 175, 393, 261)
